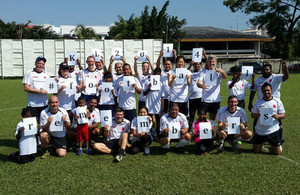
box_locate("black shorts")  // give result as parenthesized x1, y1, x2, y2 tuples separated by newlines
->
(27, 105, 48, 118)
(124, 109, 137, 122)
(163, 99, 169, 113)
(138, 100, 146, 111)
(104, 139, 120, 150)
(202, 102, 220, 114)
(253, 130, 281, 147)
(50, 136, 67, 150)
(238, 100, 245, 109)
(97, 104, 115, 115)
(170, 101, 189, 116)
(19, 153, 36, 164)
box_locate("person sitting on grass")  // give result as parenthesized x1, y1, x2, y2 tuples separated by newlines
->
(192, 108, 214, 155)
(39, 96, 71, 159)
(159, 102, 191, 153)
(216, 95, 252, 153)
(93, 107, 130, 162)
(74, 97, 91, 155)
(130, 106, 153, 155)
(10, 108, 38, 164)
(251, 83, 285, 155)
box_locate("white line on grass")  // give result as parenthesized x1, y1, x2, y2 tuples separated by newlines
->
(0, 107, 23, 111)
(279, 155, 300, 167)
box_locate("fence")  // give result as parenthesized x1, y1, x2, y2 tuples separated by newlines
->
(0, 39, 163, 78)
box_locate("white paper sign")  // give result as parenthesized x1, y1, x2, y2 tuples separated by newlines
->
(112, 48, 123, 60)
(137, 116, 150, 133)
(65, 78, 77, 95)
(50, 114, 64, 132)
(260, 108, 274, 126)
(199, 122, 212, 139)
(23, 117, 38, 136)
(85, 78, 97, 95)
(123, 76, 134, 92)
(176, 68, 187, 85)
(205, 70, 217, 86)
(101, 82, 113, 98)
(76, 107, 88, 124)
(33, 79, 45, 89)
(150, 75, 161, 90)
(227, 117, 241, 135)
(45, 78, 58, 94)
(168, 122, 181, 139)
(92, 49, 103, 60)
(241, 66, 253, 80)
(192, 48, 203, 62)
(163, 44, 173, 57)
(100, 110, 112, 127)
(67, 51, 77, 66)
(137, 51, 147, 62)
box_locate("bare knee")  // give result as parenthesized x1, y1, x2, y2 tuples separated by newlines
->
(160, 137, 169, 146)
(216, 130, 227, 139)
(57, 149, 66, 157)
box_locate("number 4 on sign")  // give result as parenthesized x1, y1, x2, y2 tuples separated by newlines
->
(192, 48, 203, 63)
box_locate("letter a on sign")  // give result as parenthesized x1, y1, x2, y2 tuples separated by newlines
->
(199, 122, 212, 139)
(137, 116, 150, 133)
(23, 117, 38, 136)
(168, 122, 181, 139)
(176, 68, 187, 85)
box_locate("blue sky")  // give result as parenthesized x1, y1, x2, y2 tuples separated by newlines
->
(0, 0, 254, 31)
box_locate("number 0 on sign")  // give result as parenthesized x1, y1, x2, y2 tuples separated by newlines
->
(137, 51, 147, 62)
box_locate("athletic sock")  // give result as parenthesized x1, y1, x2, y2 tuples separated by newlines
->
(209, 120, 216, 129)
(175, 139, 190, 148)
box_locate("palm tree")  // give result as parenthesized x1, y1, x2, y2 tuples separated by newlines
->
(72, 24, 99, 39)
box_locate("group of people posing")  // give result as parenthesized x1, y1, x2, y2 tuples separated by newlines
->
(12, 48, 289, 164)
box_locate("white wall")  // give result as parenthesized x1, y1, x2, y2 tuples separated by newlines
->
(0, 39, 163, 77)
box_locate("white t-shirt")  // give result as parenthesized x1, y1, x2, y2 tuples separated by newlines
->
(57, 77, 76, 110)
(88, 108, 101, 126)
(98, 69, 105, 81)
(143, 80, 164, 114)
(137, 73, 151, 102)
(22, 69, 50, 107)
(161, 70, 171, 100)
(40, 107, 70, 138)
(15, 121, 37, 156)
(189, 70, 202, 99)
(199, 69, 222, 103)
(131, 117, 153, 142)
(112, 73, 123, 84)
(227, 79, 252, 101)
(114, 76, 142, 110)
(78, 68, 102, 95)
(168, 69, 191, 103)
(160, 112, 189, 132)
(216, 106, 247, 133)
(107, 118, 130, 141)
(253, 74, 284, 100)
(252, 98, 285, 135)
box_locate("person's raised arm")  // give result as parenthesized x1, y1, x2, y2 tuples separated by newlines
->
(77, 59, 83, 70)
(108, 56, 114, 74)
(216, 68, 227, 79)
(102, 58, 107, 73)
(248, 91, 256, 112)
(134, 56, 139, 76)
(173, 49, 177, 64)
(156, 49, 163, 68)
(147, 56, 154, 72)
(281, 60, 289, 82)
(202, 48, 208, 69)
(187, 61, 193, 70)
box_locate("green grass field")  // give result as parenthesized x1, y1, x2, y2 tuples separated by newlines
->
(0, 75, 300, 194)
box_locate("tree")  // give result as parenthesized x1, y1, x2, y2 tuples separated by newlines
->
(72, 24, 99, 39)
(223, 0, 300, 58)
(108, 1, 186, 43)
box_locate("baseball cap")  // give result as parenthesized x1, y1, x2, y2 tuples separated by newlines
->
(59, 62, 69, 70)
(36, 56, 47, 63)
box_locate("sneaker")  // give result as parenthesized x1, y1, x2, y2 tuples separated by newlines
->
(115, 154, 123, 162)
(228, 140, 240, 152)
(280, 139, 285, 145)
(217, 139, 225, 152)
(41, 150, 50, 159)
(77, 150, 83, 155)
(144, 147, 150, 155)
(85, 148, 92, 155)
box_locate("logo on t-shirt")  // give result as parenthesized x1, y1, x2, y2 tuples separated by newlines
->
(95, 76, 97, 78)
(273, 104, 276, 108)
(122, 127, 125, 131)
(269, 79, 272, 83)
(92, 114, 95, 118)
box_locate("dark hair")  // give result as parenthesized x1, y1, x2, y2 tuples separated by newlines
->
(103, 72, 112, 79)
(78, 96, 86, 103)
(88, 97, 97, 103)
(21, 108, 32, 118)
(231, 66, 241, 72)
(115, 107, 124, 114)
(138, 106, 148, 113)
(176, 56, 185, 63)
(142, 62, 149, 66)
(261, 82, 272, 91)
(263, 64, 272, 70)
(123, 63, 131, 69)
(140, 134, 152, 146)
(228, 95, 238, 102)
(198, 107, 207, 114)
(169, 102, 179, 110)
(153, 67, 162, 74)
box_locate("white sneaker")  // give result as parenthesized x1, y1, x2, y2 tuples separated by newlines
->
(115, 154, 123, 162)
(144, 147, 150, 155)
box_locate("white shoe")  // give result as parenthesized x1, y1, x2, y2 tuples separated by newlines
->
(115, 154, 123, 162)
(144, 147, 150, 155)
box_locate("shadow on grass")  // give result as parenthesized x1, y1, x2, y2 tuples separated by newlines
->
(0, 139, 18, 149)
